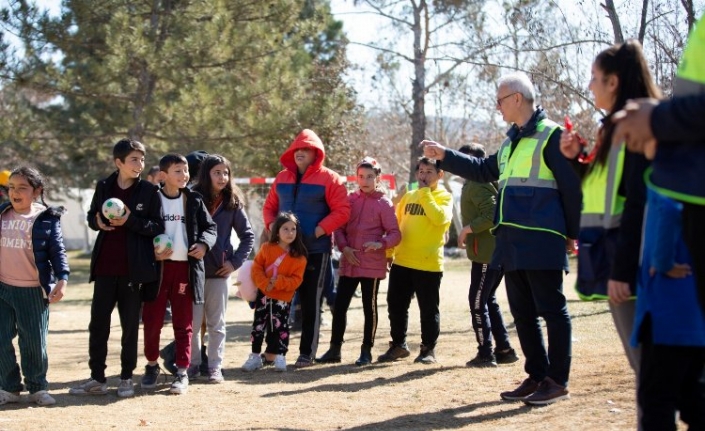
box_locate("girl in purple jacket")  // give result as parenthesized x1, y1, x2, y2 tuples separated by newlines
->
(317, 157, 401, 366)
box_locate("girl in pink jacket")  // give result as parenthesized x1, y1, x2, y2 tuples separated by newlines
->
(316, 157, 401, 366)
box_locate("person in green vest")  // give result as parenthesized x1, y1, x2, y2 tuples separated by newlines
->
(560, 40, 661, 430)
(613, 14, 705, 315)
(421, 72, 582, 405)
(612, 14, 705, 430)
(457, 144, 518, 368)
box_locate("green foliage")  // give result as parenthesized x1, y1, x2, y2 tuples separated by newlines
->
(0, 0, 363, 188)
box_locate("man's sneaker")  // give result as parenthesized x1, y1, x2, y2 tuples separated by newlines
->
(495, 348, 520, 364)
(377, 342, 411, 362)
(242, 353, 263, 372)
(273, 355, 287, 372)
(141, 364, 161, 389)
(28, 390, 55, 406)
(0, 389, 21, 405)
(500, 377, 540, 401)
(117, 379, 134, 398)
(523, 377, 570, 405)
(186, 364, 201, 380)
(466, 353, 498, 368)
(413, 345, 437, 364)
(69, 378, 108, 395)
(208, 368, 224, 383)
(169, 372, 189, 395)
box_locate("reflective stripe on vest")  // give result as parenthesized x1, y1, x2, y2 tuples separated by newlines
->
(651, 14, 705, 204)
(495, 118, 563, 237)
(580, 143, 626, 229)
(497, 121, 558, 189)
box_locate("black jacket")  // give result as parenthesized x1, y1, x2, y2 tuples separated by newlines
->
(157, 187, 217, 305)
(87, 172, 164, 289)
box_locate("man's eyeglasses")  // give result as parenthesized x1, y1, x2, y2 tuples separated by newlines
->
(496, 92, 519, 107)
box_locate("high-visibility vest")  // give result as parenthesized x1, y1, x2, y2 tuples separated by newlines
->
(495, 118, 565, 237)
(648, 15, 705, 204)
(580, 144, 626, 229)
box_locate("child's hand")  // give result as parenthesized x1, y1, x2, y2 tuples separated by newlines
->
(215, 261, 235, 277)
(48, 279, 67, 303)
(650, 263, 692, 278)
(266, 276, 277, 292)
(155, 246, 173, 261)
(187, 243, 207, 260)
(109, 207, 131, 227)
(343, 246, 360, 266)
(386, 257, 394, 272)
(96, 213, 115, 231)
(362, 242, 383, 253)
(457, 226, 473, 247)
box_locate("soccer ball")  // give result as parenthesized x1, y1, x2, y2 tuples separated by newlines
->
(102, 198, 126, 220)
(153, 234, 173, 253)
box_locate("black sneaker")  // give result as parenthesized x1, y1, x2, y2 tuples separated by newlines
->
(500, 377, 540, 401)
(413, 345, 437, 364)
(495, 348, 520, 364)
(141, 364, 161, 389)
(523, 377, 569, 405)
(466, 353, 497, 368)
(377, 342, 410, 362)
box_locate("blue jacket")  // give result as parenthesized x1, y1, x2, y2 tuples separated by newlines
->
(0, 203, 70, 295)
(441, 109, 582, 271)
(631, 189, 705, 347)
(202, 204, 255, 278)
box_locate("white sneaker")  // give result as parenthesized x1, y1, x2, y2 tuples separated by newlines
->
(169, 372, 189, 395)
(241, 353, 263, 372)
(274, 355, 287, 372)
(0, 389, 21, 405)
(69, 378, 108, 395)
(117, 379, 134, 398)
(29, 390, 56, 406)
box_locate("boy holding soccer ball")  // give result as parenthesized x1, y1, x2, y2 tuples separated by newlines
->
(140, 153, 216, 395)
(71, 139, 164, 398)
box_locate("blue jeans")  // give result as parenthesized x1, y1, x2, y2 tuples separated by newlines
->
(504, 269, 572, 386)
(0, 282, 49, 393)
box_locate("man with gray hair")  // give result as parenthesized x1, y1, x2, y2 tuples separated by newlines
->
(421, 72, 581, 405)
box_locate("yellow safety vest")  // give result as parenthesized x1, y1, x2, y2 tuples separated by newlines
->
(495, 118, 565, 237)
(580, 144, 626, 229)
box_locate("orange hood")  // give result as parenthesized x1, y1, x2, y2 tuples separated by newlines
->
(280, 129, 325, 174)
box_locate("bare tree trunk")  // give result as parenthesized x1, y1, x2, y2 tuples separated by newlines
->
(602, 0, 624, 43)
(680, 0, 696, 31)
(637, 0, 649, 43)
(409, 0, 428, 183)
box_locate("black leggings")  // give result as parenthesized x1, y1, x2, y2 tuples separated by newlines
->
(330, 276, 380, 347)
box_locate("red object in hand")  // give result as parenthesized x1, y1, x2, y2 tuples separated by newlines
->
(564, 115, 573, 133)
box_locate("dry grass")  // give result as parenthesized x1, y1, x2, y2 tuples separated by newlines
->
(0, 251, 676, 431)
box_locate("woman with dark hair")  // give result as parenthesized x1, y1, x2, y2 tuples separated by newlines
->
(560, 39, 661, 428)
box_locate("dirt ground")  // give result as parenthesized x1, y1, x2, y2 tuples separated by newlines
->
(1, 252, 676, 431)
